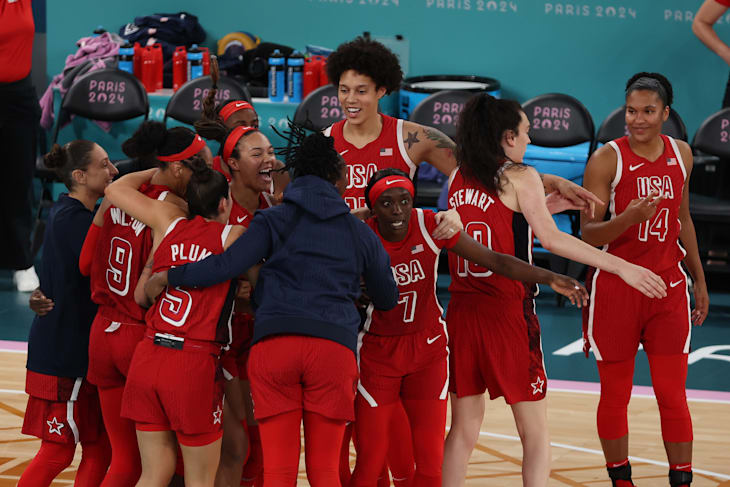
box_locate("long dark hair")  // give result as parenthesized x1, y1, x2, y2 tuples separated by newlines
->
(455, 93, 524, 193)
(185, 157, 229, 219)
(122, 121, 199, 168)
(44, 140, 98, 190)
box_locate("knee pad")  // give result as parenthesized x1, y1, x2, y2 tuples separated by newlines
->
(648, 354, 693, 442)
(597, 360, 634, 440)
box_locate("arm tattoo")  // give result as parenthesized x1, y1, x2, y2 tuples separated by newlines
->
(404, 131, 419, 150)
(423, 127, 456, 150)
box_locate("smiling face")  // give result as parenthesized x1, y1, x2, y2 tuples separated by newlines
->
(373, 187, 413, 242)
(228, 131, 276, 192)
(75, 143, 118, 194)
(625, 89, 669, 144)
(338, 69, 387, 126)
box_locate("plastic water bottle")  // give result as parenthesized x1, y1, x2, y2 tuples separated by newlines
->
(268, 49, 285, 102)
(287, 51, 304, 103)
(118, 42, 134, 74)
(187, 44, 204, 81)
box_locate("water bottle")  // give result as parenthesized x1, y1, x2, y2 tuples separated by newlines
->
(268, 49, 285, 102)
(287, 50, 305, 103)
(92, 26, 106, 37)
(118, 42, 134, 74)
(187, 44, 204, 81)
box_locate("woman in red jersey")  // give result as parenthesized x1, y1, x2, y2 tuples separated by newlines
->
(105, 162, 244, 487)
(79, 122, 208, 487)
(580, 73, 708, 487)
(196, 82, 282, 486)
(349, 169, 588, 487)
(441, 94, 668, 487)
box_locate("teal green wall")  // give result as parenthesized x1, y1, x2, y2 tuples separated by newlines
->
(48, 0, 730, 138)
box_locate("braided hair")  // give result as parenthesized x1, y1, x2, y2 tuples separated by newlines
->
(275, 122, 343, 185)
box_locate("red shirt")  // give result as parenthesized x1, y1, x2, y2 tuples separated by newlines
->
(716, 0, 730, 7)
(603, 135, 686, 273)
(0, 0, 34, 83)
(364, 208, 458, 336)
(326, 114, 417, 210)
(447, 168, 534, 301)
(229, 192, 273, 227)
(146, 216, 236, 343)
(91, 183, 171, 324)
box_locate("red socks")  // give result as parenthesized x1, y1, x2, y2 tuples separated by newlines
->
(17, 440, 76, 486)
(98, 386, 141, 486)
(241, 423, 263, 486)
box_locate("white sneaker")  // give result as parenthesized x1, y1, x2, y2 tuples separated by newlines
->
(14, 266, 40, 292)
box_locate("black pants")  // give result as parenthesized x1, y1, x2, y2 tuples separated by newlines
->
(0, 75, 40, 270)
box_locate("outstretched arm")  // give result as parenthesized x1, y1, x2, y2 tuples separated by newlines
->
(450, 234, 588, 307)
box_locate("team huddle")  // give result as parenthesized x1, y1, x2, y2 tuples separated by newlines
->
(20, 37, 707, 487)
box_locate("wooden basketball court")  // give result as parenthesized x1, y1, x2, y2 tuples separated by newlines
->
(1, 349, 728, 486)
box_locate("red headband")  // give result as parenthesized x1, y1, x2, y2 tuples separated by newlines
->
(157, 134, 207, 162)
(368, 176, 415, 207)
(223, 125, 256, 161)
(219, 100, 255, 122)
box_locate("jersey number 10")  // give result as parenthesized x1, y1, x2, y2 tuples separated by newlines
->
(456, 221, 494, 278)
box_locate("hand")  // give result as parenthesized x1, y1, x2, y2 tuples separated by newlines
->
(691, 280, 709, 326)
(350, 206, 372, 221)
(617, 263, 667, 298)
(270, 191, 284, 206)
(622, 192, 664, 226)
(544, 191, 584, 215)
(544, 175, 604, 218)
(549, 275, 589, 307)
(144, 270, 169, 303)
(237, 280, 252, 300)
(432, 208, 463, 240)
(29, 288, 54, 316)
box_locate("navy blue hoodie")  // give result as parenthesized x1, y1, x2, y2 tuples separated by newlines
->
(168, 175, 398, 353)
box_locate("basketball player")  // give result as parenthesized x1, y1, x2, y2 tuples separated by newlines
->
(350, 169, 588, 487)
(580, 73, 708, 487)
(441, 94, 668, 487)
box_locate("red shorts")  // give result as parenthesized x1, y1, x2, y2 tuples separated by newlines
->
(87, 314, 145, 389)
(248, 335, 358, 421)
(447, 290, 547, 404)
(357, 323, 448, 406)
(583, 263, 691, 362)
(121, 338, 224, 442)
(221, 312, 255, 381)
(22, 371, 103, 444)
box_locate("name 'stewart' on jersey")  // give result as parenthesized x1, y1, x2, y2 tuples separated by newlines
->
(448, 188, 496, 212)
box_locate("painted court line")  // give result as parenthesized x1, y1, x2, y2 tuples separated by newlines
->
(477, 430, 730, 480)
(550, 379, 730, 404)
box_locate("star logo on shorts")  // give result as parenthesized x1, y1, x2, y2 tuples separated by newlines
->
(47, 417, 64, 436)
(212, 405, 222, 425)
(531, 376, 545, 395)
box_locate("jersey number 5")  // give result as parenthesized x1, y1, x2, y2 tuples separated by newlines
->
(106, 237, 133, 296)
(456, 221, 493, 278)
(159, 287, 193, 327)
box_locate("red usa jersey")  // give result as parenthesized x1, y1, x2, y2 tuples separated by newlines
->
(146, 216, 236, 343)
(604, 135, 686, 273)
(325, 114, 417, 210)
(90, 183, 171, 323)
(228, 192, 273, 227)
(447, 168, 533, 301)
(363, 208, 458, 336)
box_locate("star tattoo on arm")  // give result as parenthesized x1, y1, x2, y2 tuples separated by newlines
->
(404, 131, 419, 150)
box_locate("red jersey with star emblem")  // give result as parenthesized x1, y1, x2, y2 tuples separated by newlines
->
(603, 135, 686, 273)
(326, 114, 417, 210)
(364, 208, 458, 336)
(146, 216, 236, 343)
(90, 183, 171, 324)
(228, 192, 274, 227)
(447, 168, 534, 301)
